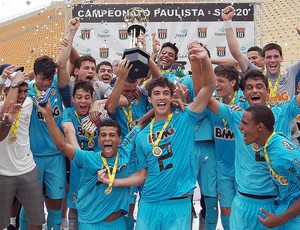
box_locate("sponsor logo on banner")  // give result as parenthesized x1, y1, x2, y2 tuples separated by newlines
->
(99, 48, 109, 58)
(198, 27, 207, 38)
(175, 29, 188, 38)
(81, 29, 91, 40)
(236, 27, 245, 38)
(214, 27, 226, 36)
(97, 29, 110, 38)
(158, 29, 167, 39)
(217, 47, 226, 57)
(119, 29, 128, 40)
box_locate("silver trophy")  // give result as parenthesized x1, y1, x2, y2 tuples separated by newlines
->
(123, 7, 150, 80)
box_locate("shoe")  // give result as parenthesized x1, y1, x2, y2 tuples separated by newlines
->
(7, 224, 17, 230)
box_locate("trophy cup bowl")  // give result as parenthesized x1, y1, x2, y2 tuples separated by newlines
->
(123, 7, 150, 80)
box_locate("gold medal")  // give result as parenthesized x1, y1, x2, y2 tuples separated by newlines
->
(252, 143, 262, 152)
(104, 186, 112, 195)
(88, 139, 95, 148)
(128, 122, 135, 130)
(268, 97, 277, 107)
(8, 134, 17, 143)
(152, 146, 162, 157)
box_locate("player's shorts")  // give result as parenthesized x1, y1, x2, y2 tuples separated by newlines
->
(79, 216, 125, 230)
(34, 154, 66, 199)
(0, 167, 45, 228)
(136, 196, 191, 230)
(230, 191, 277, 230)
(194, 141, 217, 197)
(217, 171, 236, 207)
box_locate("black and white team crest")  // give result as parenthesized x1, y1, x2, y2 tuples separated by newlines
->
(236, 28, 245, 38)
(198, 27, 207, 38)
(99, 48, 109, 58)
(81, 29, 91, 40)
(119, 29, 128, 40)
(158, 29, 167, 39)
(282, 141, 294, 151)
(217, 47, 226, 57)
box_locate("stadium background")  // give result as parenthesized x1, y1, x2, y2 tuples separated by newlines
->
(0, 0, 299, 73)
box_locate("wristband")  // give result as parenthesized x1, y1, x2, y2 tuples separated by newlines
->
(224, 20, 232, 29)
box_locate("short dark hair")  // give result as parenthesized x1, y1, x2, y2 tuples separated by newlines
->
(245, 105, 274, 132)
(34, 55, 56, 79)
(148, 77, 174, 97)
(161, 42, 179, 60)
(73, 80, 94, 97)
(74, 55, 96, 70)
(96, 61, 112, 73)
(247, 46, 263, 57)
(99, 119, 122, 136)
(243, 69, 268, 89)
(262, 43, 282, 57)
(214, 65, 240, 91)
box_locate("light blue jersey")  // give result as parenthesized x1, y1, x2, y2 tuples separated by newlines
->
(135, 107, 203, 202)
(264, 133, 300, 228)
(111, 94, 148, 138)
(28, 76, 64, 156)
(74, 126, 141, 224)
(61, 107, 100, 209)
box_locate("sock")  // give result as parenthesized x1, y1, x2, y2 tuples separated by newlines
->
(124, 215, 134, 230)
(221, 214, 230, 230)
(204, 197, 218, 230)
(47, 209, 62, 230)
(19, 207, 28, 230)
(10, 217, 16, 227)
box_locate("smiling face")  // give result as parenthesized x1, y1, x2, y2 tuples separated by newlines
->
(157, 47, 177, 70)
(216, 75, 236, 100)
(74, 60, 96, 82)
(97, 64, 113, 84)
(35, 73, 54, 92)
(243, 77, 269, 106)
(72, 88, 93, 116)
(247, 51, 264, 68)
(263, 49, 283, 75)
(122, 81, 138, 103)
(99, 126, 122, 158)
(238, 110, 259, 145)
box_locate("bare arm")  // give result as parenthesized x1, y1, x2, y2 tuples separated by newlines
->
(222, 6, 249, 72)
(210, 57, 239, 69)
(144, 58, 162, 92)
(188, 42, 216, 113)
(62, 122, 80, 149)
(105, 59, 132, 115)
(57, 17, 80, 88)
(39, 102, 76, 159)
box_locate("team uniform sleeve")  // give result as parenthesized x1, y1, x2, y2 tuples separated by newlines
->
(73, 148, 89, 169)
(61, 108, 73, 126)
(135, 132, 148, 171)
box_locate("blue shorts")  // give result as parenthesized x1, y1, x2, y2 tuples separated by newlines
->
(136, 197, 191, 230)
(194, 141, 217, 197)
(230, 192, 277, 230)
(217, 171, 236, 207)
(275, 202, 300, 229)
(34, 154, 66, 199)
(79, 216, 125, 230)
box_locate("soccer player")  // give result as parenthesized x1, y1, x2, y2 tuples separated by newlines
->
(98, 42, 216, 230)
(239, 105, 300, 229)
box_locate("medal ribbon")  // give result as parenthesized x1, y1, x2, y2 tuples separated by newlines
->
(101, 154, 119, 192)
(10, 110, 21, 138)
(267, 73, 281, 97)
(122, 105, 133, 123)
(263, 132, 288, 186)
(33, 83, 41, 98)
(220, 91, 237, 127)
(150, 113, 173, 147)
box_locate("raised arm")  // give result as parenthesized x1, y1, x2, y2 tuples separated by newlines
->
(222, 6, 249, 72)
(39, 102, 76, 159)
(188, 42, 216, 113)
(105, 59, 132, 115)
(57, 17, 80, 88)
(62, 122, 81, 149)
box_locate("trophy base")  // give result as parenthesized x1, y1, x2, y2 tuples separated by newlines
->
(123, 47, 150, 80)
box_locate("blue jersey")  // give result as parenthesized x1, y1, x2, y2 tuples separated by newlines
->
(28, 76, 64, 156)
(111, 94, 148, 138)
(264, 133, 300, 207)
(62, 107, 100, 209)
(218, 97, 300, 195)
(211, 90, 244, 174)
(178, 75, 195, 101)
(74, 126, 141, 223)
(135, 107, 203, 202)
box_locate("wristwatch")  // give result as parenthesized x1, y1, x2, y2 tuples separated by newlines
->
(10, 81, 19, 88)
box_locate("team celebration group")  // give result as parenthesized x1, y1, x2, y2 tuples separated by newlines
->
(1, 5, 300, 230)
